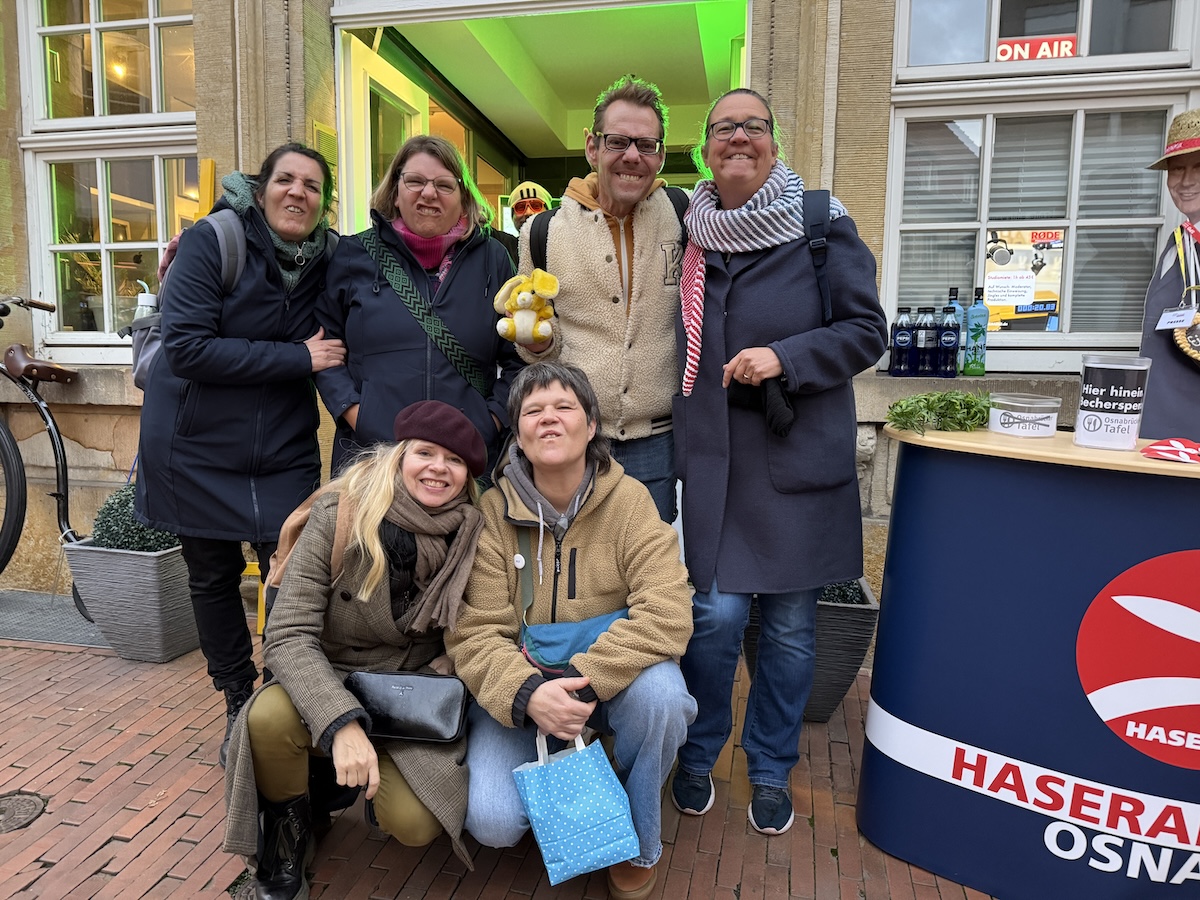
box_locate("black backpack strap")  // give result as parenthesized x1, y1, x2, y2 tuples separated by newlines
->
(804, 189, 832, 325)
(529, 207, 558, 272)
(664, 186, 689, 245)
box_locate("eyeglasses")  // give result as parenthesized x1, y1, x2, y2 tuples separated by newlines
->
(399, 173, 460, 196)
(512, 199, 547, 215)
(707, 118, 772, 141)
(594, 133, 664, 155)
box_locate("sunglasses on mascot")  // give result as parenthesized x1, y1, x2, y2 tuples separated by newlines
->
(513, 199, 547, 216)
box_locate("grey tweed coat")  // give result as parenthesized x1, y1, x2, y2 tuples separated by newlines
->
(222, 492, 472, 865)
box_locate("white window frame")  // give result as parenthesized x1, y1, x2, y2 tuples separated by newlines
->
(21, 129, 198, 365)
(885, 96, 1195, 373)
(896, 0, 1195, 82)
(888, 0, 1200, 372)
(19, 0, 195, 132)
(16, 1, 197, 363)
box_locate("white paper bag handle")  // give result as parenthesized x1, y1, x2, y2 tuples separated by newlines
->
(534, 731, 587, 766)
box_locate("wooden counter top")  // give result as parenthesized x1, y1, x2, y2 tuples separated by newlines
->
(883, 425, 1200, 480)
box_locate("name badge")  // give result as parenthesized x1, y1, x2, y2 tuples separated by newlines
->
(1156, 306, 1196, 330)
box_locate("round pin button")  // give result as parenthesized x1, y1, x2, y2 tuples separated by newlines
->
(513, 554, 526, 569)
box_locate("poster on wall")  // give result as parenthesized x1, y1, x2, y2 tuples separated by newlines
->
(983, 229, 1064, 332)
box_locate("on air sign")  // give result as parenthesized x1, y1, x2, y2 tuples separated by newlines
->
(997, 34, 1077, 61)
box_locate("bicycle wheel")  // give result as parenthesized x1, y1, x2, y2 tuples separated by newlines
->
(0, 420, 28, 577)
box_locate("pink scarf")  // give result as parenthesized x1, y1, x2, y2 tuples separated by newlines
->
(393, 217, 470, 275)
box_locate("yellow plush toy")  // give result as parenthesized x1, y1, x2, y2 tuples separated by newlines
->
(494, 269, 558, 345)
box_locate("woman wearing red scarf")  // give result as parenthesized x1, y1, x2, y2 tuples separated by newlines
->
(316, 135, 521, 476)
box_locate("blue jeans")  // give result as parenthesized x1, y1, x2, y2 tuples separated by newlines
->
(611, 431, 676, 523)
(464, 661, 696, 867)
(677, 587, 819, 788)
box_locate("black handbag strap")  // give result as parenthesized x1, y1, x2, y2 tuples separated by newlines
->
(357, 227, 490, 397)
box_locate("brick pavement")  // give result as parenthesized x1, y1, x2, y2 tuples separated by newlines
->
(0, 631, 994, 899)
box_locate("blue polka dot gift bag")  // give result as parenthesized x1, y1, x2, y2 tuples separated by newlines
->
(511, 732, 639, 885)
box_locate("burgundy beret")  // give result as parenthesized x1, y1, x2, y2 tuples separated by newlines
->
(393, 400, 487, 477)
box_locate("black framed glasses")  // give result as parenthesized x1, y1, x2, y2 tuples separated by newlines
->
(594, 132, 664, 155)
(707, 118, 772, 141)
(400, 173, 461, 195)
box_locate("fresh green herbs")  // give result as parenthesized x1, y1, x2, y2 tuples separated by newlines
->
(886, 390, 991, 435)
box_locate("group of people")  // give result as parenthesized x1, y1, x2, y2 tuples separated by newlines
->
(132, 74, 885, 900)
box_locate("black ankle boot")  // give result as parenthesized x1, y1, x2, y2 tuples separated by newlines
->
(219, 679, 255, 768)
(255, 794, 313, 900)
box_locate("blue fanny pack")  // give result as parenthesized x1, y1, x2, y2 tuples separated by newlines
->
(516, 529, 629, 676)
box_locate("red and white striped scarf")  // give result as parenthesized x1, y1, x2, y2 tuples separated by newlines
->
(681, 163, 835, 395)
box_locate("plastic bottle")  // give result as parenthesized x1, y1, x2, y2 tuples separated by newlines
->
(888, 307, 914, 377)
(132, 279, 157, 321)
(914, 306, 938, 376)
(963, 288, 988, 376)
(937, 306, 960, 378)
(946, 287, 966, 373)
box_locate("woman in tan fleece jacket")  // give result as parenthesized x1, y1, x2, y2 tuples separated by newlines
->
(446, 361, 695, 900)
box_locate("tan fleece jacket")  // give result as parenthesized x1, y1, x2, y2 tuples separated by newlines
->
(446, 460, 694, 725)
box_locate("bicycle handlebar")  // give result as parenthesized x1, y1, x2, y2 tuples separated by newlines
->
(3, 297, 57, 313)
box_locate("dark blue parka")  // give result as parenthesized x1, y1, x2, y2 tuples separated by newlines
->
(314, 212, 520, 474)
(135, 200, 326, 542)
(672, 213, 888, 594)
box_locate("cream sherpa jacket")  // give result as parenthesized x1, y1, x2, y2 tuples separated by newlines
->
(517, 176, 684, 441)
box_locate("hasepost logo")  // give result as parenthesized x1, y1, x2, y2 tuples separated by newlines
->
(1077, 550, 1200, 769)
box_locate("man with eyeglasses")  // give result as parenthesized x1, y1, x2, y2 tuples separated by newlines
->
(494, 181, 552, 265)
(513, 75, 687, 529)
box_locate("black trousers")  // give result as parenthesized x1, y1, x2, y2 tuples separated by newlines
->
(178, 536, 275, 692)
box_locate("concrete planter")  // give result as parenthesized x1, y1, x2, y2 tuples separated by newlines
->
(743, 577, 879, 723)
(64, 539, 198, 663)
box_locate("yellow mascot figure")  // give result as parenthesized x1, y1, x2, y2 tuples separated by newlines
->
(494, 269, 558, 345)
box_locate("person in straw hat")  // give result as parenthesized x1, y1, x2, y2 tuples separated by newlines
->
(1139, 107, 1200, 441)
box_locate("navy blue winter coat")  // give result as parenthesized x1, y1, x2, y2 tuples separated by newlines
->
(135, 200, 326, 542)
(672, 213, 888, 594)
(314, 213, 520, 474)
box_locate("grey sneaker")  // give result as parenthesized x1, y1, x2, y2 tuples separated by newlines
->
(670, 769, 715, 816)
(748, 785, 794, 835)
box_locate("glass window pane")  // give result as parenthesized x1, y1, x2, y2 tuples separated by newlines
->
(429, 101, 467, 158)
(476, 157, 506, 228)
(42, 1, 90, 27)
(999, 0, 1079, 37)
(1071, 227, 1158, 331)
(909, 0, 987, 66)
(160, 25, 195, 112)
(989, 115, 1072, 219)
(111, 249, 157, 331)
(50, 161, 100, 243)
(1090, 0, 1173, 55)
(54, 250, 102, 332)
(902, 120, 982, 222)
(107, 159, 156, 241)
(897, 232, 978, 309)
(1078, 110, 1166, 217)
(101, 29, 151, 115)
(44, 33, 95, 118)
(370, 84, 409, 189)
(163, 156, 200, 234)
(99, 0, 147, 20)
(158, 0, 192, 14)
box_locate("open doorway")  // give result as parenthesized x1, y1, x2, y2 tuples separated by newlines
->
(335, 1, 748, 235)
